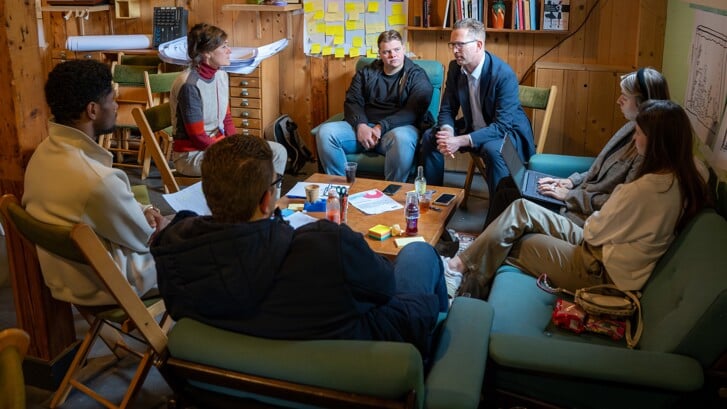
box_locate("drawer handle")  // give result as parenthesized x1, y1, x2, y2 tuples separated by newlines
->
(241, 100, 249, 107)
(242, 129, 250, 135)
(240, 80, 249, 86)
(241, 89, 249, 96)
(242, 119, 249, 126)
(242, 111, 250, 117)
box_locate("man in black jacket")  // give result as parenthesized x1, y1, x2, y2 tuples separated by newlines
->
(151, 135, 448, 357)
(315, 30, 434, 182)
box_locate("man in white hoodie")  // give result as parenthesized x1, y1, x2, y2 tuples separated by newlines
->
(23, 59, 165, 305)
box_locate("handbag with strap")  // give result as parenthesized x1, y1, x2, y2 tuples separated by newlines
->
(537, 274, 643, 349)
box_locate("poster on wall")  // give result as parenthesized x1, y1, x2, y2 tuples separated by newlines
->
(303, 0, 408, 58)
(684, 9, 727, 171)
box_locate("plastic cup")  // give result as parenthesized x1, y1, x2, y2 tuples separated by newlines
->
(344, 162, 358, 183)
(419, 190, 433, 213)
(304, 184, 320, 203)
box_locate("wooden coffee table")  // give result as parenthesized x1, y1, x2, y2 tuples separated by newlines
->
(285, 173, 463, 258)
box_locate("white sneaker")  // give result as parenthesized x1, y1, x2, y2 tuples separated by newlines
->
(441, 256, 462, 298)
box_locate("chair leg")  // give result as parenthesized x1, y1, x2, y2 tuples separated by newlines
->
(461, 155, 477, 209)
(118, 350, 155, 409)
(50, 317, 105, 408)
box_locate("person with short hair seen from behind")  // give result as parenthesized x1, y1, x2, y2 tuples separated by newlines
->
(420, 18, 535, 207)
(484, 67, 672, 227)
(316, 29, 434, 182)
(151, 135, 449, 358)
(170, 23, 287, 192)
(446, 100, 710, 300)
(23, 59, 164, 305)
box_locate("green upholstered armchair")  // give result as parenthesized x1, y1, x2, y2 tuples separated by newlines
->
(161, 297, 493, 409)
(311, 58, 444, 179)
(485, 210, 727, 408)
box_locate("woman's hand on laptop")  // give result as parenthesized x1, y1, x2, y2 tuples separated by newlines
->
(538, 177, 573, 189)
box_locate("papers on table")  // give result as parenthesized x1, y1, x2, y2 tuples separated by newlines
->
(158, 36, 288, 73)
(348, 189, 403, 215)
(161, 181, 211, 216)
(285, 181, 350, 198)
(161, 181, 316, 230)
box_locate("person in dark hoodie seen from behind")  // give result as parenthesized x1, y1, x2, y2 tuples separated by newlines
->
(150, 134, 448, 357)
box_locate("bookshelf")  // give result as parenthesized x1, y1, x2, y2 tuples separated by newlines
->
(409, 0, 569, 33)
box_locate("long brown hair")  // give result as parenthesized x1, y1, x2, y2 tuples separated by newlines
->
(187, 23, 227, 68)
(635, 100, 709, 232)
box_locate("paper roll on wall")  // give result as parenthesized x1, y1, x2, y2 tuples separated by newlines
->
(66, 35, 152, 51)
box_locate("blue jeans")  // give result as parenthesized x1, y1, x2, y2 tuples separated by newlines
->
(394, 242, 449, 312)
(421, 128, 509, 196)
(316, 121, 419, 182)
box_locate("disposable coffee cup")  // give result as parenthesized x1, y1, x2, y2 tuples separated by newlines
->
(345, 162, 358, 183)
(304, 184, 320, 203)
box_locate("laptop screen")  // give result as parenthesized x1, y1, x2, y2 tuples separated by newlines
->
(500, 136, 527, 191)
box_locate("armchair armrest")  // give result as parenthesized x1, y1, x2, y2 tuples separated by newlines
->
(528, 153, 595, 178)
(426, 297, 494, 409)
(489, 333, 704, 392)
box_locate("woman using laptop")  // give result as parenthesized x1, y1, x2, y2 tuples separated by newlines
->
(485, 67, 671, 227)
(445, 100, 709, 299)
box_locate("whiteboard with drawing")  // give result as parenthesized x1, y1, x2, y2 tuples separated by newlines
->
(685, 9, 727, 172)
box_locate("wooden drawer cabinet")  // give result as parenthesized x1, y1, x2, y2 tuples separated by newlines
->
(228, 64, 279, 139)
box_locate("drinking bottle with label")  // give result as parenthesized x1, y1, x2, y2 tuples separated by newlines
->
(405, 191, 419, 236)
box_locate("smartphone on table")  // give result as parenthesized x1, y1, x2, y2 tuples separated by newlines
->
(382, 184, 402, 195)
(433, 193, 456, 206)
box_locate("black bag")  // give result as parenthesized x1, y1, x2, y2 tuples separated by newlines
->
(264, 114, 315, 175)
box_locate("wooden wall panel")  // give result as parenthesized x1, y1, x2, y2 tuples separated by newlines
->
(38, 0, 666, 164)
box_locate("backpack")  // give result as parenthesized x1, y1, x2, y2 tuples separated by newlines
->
(264, 114, 315, 175)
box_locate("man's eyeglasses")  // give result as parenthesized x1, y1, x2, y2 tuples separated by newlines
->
(447, 40, 478, 50)
(379, 47, 402, 56)
(271, 173, 283, 188)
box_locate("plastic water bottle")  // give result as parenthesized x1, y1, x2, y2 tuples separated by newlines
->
(405, 191, 419, 236)
(326, 189, 341, 224)
(414, 165, 426, 195)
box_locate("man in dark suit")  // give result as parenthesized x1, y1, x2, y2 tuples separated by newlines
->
(421, 18, 535, 202)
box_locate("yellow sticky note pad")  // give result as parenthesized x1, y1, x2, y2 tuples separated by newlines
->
(350, 47, 361, 57)
(388, 15, 406, 25)
(391, 4, 403, 15)
(315, 22, 326, 33)
(304, 2, 315, 13)
(334, 35, 344, 45)
(322, 46, 334, 56)
(345, 20, 358, 31)
(335, 47, 346, 58)
(352, 36, 363, 47)
(314, 10, 324, 19)
(288, 203, 304, 211)
(366, 47, 378, 58)
(310, 43, 322, 54)
(368, 2, 379, 12)
(394, 236, 426, 248)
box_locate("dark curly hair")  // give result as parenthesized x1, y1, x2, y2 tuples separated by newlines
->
(44, 59, 113, 125)
(202, 135, 274, 223)
(187, 23, 227, 68)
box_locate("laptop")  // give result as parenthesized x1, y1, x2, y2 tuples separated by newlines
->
(500, 136, 565, 208)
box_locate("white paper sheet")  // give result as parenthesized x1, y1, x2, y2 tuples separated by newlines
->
(348, 189, 403, 215)
(284, 211, 319, 229)
(161, 181, 211, 216)
(66, 35, 152, 51)
(285, 181, 350, 198)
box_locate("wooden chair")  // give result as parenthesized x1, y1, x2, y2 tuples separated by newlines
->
(138, 71, 180, 179)
(100, 62, 160, 169)
(131, 103, 200, 193)
(461, 85, 558, 206)
(0, 194, 169, 409)
(0, 328, 29, 409)
(117, 52, 162, 67)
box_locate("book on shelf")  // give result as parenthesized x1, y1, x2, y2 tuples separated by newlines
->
(524, 0, 531, 30)
(542, 0, 570, 31)
(530, 0, 537, 30)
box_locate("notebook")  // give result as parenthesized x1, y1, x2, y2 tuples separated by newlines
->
(501, 136, 565, 208)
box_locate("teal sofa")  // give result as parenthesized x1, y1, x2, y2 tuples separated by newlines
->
(485, 209, 727, 408)
(162, 297, 493, 409)
(311, 58, 444, 179)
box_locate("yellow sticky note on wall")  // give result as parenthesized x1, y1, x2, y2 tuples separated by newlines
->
(335, 47, 346, 58)
(314, 10, 324, 19)
(391, 4, 403, 15)
(310, 43, 322, 54)
(350, 47, 361, 57)
(327, 2, 338, 12)
(368, 2, 379, 12)
(352, 36, 363, 47)
(334, 35, 344, 45)
(304, 2, 314, 12)
(322, 46, 334, 56)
